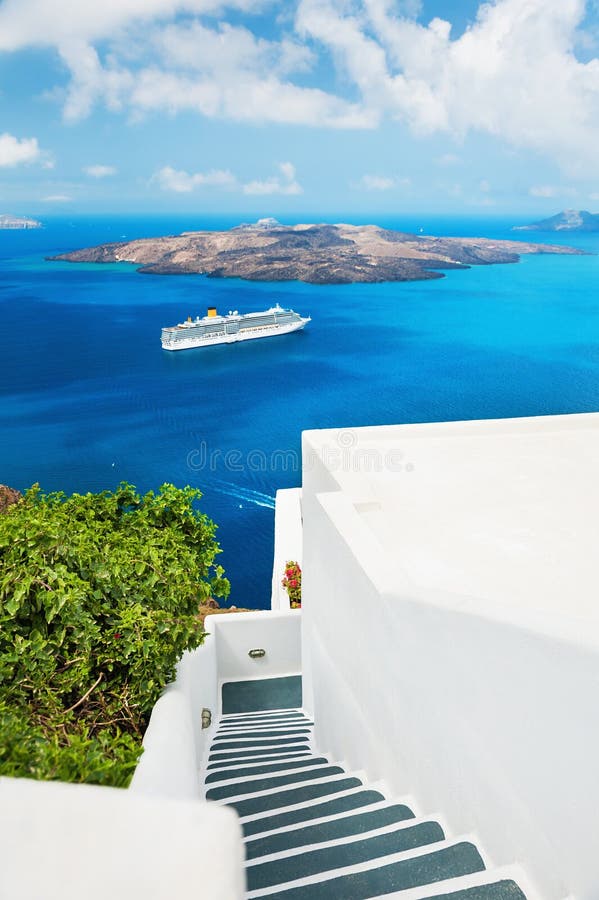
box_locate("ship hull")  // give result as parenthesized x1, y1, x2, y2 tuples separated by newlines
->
(161, 317, 309, 351)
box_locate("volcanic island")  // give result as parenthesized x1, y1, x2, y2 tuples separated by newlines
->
(49, 218, 583, 285)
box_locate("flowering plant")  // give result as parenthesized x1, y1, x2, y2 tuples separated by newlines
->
(281, 560, 301, 608)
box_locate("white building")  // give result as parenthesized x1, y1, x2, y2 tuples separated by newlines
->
(2, 413, 599, 900)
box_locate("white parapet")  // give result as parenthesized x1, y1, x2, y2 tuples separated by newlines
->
(301, 413, 599, 900)
(271, 487, 303, 610)
(0, 776, 245, 900)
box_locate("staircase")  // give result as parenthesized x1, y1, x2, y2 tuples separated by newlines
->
(202, 679, 527, 900)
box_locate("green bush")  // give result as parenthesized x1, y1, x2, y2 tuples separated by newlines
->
(0, 482, 229, 787)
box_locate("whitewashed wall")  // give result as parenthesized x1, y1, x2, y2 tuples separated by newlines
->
(209, 610, 302, 713)
(271, 488, 303, 611)
(130, 628, 218, 796)
(0, 777, 244, 900)
(301, 419, 599, 900)
(132, 610, 302, 793)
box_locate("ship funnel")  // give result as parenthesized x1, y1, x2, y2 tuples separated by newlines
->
(207, 306, 217, 318)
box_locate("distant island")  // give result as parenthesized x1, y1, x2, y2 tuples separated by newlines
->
(515, 209, 599, 233)
(0, 214, 42, 230)
(49, 218, 583, 285)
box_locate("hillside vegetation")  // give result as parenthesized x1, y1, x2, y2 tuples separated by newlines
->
(0, 482, 229, 786)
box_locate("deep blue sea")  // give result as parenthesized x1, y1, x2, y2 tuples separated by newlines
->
(1, 214, 598, 607)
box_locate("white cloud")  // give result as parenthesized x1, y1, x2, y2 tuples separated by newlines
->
(243, 161, 303, 195)
(355, 174, 410, 190)
(529, 184, 579, 198)
(0, 3, 373, 130)
(156, 20, 314, 78)
(0, 0, 271, 49)
(436, 153, 461, 167)
(42, 194, 72, 202)
(3, 0, 599, 173)
(529, 185, 558, 198)
(154, 165, 237, 192)
(360, 175, 396, 191)
(84, 164, 117, 177)
(0, 132, 41, 167)
(153, 161, 303, 195)
(128, 67, 374, 127)
(589, 192, 599, 201)
(479, 179, 491, 193)
(296, 0, 599, 175)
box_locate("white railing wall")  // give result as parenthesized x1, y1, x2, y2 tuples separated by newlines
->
(271, 488, 303, 611)
(0, 776, 244, 900)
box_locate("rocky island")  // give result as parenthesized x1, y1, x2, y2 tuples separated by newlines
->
(50, 218, 583, 285)
(515, 209, 599, 233)
(0, 214, 41, 229)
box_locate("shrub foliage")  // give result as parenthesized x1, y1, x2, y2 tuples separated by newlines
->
(0, 482, 229, 786)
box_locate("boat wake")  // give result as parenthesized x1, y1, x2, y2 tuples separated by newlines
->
(208, 479, 276, 510)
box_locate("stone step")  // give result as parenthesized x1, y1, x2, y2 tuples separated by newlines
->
(408, 879, 526, 900)
(210, 729, 308, 753)
(242, 791, 387, 836)
(369, 868, 529, 900)
(204, 683, 526, 900)
(206, 766, 345, 801)
(220, 712, 306, 726)
(246, 840, 485, 899)
(206, 757, 328, 784)
(246, 821, 448, 892)
(216, 725, 314, 736)
(228, 776, 364, 818)
(245, 804, 418, 859)
(208, 745, 311, 762)
(207, 751, 312, 770)
(221, 676, 302, 714)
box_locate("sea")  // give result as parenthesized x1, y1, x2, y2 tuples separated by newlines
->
(1, 214, 598, 608)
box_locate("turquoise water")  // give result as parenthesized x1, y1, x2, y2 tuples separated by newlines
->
(1, 215, 598, 607)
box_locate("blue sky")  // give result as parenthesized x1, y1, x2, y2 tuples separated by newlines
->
(1, 0, 599, 217)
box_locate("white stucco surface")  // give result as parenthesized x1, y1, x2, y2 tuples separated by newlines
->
(132, 611, 301, 792)
(129, 685, 200, 799)
(271, 488, 303, 610)
(208, 610, 301, 713)
(301, 413, 599, 900)
(305, 413, 599, 630)
(0, 777, 244, 900)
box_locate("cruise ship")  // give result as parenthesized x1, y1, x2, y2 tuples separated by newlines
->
(161, 304, 311, 351)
